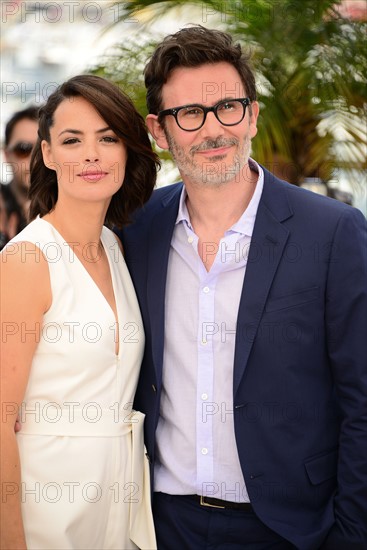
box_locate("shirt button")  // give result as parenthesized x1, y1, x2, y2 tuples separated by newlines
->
(201, 339, 207, 345)
(203, 286, 210, 293)
(201, 448, 208, 455)
(201, 393, 208, 400)
(188, 236, 194, 244)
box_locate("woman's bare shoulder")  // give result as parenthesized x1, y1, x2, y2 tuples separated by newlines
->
(1, 241, 51, 313)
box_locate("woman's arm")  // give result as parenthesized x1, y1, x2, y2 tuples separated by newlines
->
(0, 242, 51, 550)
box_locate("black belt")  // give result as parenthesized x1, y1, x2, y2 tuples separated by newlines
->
(191, 495, 252, 511)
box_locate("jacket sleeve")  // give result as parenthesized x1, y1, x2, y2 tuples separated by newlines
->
(322, 207, 367, 549)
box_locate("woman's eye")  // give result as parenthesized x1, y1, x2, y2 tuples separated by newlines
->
(101, 136, 118, 143)
(63, 137, 79, 145)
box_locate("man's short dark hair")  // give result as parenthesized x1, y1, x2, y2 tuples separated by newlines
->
(144, 25, 257, 115)
(4, 106, 39, 146)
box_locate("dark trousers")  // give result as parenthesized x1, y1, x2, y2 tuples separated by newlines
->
(153, 492, 296, 550)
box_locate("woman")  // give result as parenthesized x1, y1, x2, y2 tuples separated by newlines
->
(0, 75, 159, 550)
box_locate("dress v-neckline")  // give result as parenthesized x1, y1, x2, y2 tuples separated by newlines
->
(38, 217, 120, 356)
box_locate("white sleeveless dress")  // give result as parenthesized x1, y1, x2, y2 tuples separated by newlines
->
(9, 217, 156, 550)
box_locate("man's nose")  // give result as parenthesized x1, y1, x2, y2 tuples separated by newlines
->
(199, 111, 225, 137)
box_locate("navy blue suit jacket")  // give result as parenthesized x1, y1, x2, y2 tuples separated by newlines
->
(117, 168, 367, 549)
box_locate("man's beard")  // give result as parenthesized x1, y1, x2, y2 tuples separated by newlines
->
(166, 132, 252, 187)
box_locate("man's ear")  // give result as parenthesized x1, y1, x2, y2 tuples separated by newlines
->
(248, 101, 260, 140)
(146, 115, 169, 150)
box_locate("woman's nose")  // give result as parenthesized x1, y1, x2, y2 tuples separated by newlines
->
(85, 155, 99, 163)
(84, 142, 100, 163)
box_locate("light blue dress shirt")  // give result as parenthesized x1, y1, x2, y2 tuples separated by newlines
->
(154, 159, 264, 502)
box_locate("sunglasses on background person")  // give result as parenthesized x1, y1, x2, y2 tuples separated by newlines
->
(7, 142, 35, 158)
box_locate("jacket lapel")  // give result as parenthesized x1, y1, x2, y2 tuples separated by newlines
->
(146, 185, 182, 382)
(233, 172, 293, 396)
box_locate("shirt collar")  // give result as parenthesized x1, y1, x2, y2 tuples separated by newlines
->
(176, 158, 264, 237)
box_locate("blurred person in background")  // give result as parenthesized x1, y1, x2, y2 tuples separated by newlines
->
(3, 106, 39, 231)
(0, 183, 23, 249)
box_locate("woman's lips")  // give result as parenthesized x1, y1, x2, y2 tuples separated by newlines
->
(78, 171, 108, 182)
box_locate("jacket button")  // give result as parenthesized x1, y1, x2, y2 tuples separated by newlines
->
(152, 384, 157, 392)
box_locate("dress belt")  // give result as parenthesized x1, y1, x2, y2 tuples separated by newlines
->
(191, 495, 252, 511)
(17, 407, 138, 437)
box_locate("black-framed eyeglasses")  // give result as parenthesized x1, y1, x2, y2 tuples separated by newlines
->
(7, 141, 35, 158)
(158, 98, 251, 131)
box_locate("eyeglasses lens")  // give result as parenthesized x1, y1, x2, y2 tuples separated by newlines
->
(216, 101, 245, 124)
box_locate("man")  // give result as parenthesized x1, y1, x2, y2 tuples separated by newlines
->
(118, 26, 367, 549)
(2, 106, 39, 232)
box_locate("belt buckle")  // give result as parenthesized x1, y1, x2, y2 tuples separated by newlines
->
(200, 495, 225, 509)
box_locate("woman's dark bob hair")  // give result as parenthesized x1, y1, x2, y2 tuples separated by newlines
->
(29, 74, 159, 227)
